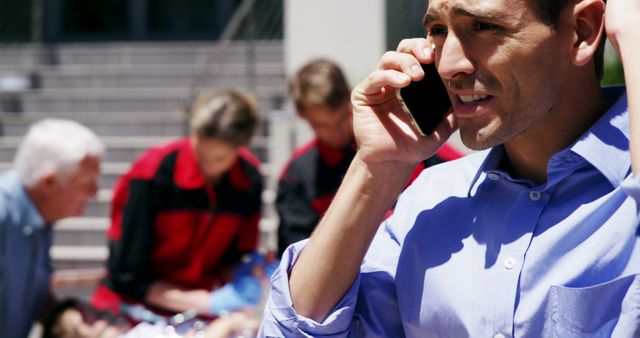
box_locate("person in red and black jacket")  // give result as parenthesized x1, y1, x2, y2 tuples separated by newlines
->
(276, 59, 463, 256)
(92, 90, 266, 320)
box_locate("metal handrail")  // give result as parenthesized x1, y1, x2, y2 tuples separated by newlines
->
(179, 0, 284, 135)
(180, 0, 256, 119)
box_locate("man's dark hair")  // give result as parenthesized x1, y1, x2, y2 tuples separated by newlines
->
(290, 59, 351, 114)
(533, 0, 606, 80)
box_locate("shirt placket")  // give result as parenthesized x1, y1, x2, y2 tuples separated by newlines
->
(490, 188, 550, 338)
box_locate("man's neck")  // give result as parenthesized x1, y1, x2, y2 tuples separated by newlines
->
(503, 80, 609, 184)
(26, 186, 54, 225)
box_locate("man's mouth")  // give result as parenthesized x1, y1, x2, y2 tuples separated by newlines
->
(458, 94, 489, 104)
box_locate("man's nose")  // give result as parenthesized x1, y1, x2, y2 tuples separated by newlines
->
(437, 32, 475, 81)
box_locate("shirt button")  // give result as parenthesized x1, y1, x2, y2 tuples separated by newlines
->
(494, 334, 507, 338)
(23, 226, 33, 236)
(504, 257, 516, 270)
(529, 191, 541, 201)
(487, 173, 500, 181)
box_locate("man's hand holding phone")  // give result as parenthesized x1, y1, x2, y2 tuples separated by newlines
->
(351, 37, 457, 168)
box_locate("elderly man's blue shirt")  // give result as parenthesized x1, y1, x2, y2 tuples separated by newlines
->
(260, 88, 640, 337)
(0, 171, 52, 338)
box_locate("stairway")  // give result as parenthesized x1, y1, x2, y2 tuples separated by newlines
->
(0, 40, 287, 274)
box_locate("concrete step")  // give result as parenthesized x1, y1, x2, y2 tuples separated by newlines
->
(38, 66, 284, 90)
(0, 110, 271, 141)
(1, 87, 286, 113)
(50, 246, 108, 270)
(29, 62, 284, 77)
(54, 217, 109, 247)
(39, 72, 285, 90)
(0, 110, 183, 120)
(0, 41, 284, 68)
(0, 161, 130, 190)
(0, 135, 269, 163)
(0, 115, 185, 137)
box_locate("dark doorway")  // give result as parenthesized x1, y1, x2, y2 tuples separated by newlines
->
(42, 0, 240, 42)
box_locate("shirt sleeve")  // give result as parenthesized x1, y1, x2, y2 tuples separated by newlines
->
(621, 174, 640, 203)
(259, 219, 404, 337)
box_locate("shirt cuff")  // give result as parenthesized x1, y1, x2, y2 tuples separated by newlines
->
(621, 174, 640, 202)
(262, 240, 360, 336)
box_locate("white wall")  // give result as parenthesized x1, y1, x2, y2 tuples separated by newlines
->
(284, 0, 386, 89)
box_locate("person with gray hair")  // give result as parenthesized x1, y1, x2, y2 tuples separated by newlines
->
(0, 118, 104, 338)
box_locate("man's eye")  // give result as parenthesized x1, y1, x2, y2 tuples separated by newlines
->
(427, 25, 447, 37)
(473, 22, 500, 31)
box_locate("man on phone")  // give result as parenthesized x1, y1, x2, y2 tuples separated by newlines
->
(260, 0, 640, 336)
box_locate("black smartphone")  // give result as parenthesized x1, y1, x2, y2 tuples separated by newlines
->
(396, 63, 452, 136)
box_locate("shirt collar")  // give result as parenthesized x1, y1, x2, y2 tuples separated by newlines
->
(469, 87, 629, 191)
(316, 138, 356, 167)
(570, 87, 629, 187)
(1, 171, 45, 229)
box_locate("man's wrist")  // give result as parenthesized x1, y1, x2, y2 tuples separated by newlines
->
(352, 152, 418, 189)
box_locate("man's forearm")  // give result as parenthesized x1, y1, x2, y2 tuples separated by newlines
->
(289, 153, 415, 322)
(146, 281, 211, 315)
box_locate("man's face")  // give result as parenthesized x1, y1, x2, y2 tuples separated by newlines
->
(425, 0, 572, 150)
(301, 102, 354, 149)
(44, 156, 100, 222)
(191, 136, 239, 181)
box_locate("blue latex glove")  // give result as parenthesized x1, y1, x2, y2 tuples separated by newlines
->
(210, 275, 262, 316)
(234, 251, 265, 278)
(209, 251, 269, 315)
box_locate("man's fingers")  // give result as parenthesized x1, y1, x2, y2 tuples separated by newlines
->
(432, 111, 458, 141)
(377, 51, 426, 82)
(396, 37, 436, 64)
(355, 69, 411, 97)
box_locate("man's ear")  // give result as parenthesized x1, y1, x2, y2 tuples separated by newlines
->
(36, 172, 58, 193)
(571, 0, 606, 67)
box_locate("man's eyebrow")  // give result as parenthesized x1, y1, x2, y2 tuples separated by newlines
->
(423, 7, 508, 27)
(452, 7, 507, 21)
(423, 12, 439, 27)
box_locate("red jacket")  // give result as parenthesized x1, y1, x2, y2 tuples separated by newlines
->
(93, 138, 263, 310)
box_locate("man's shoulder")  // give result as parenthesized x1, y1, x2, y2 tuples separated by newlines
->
(0, 171, 24, 223)
(278, 139, 320, 178)
(395, 149, 492, 210)
(126, 138, 185, 180)
(0, 171, 22, 202)
(289, 139, 320, 163)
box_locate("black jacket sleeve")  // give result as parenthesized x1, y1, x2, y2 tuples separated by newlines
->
(275, 166, 320, 257)
(106, 178, 157, 301)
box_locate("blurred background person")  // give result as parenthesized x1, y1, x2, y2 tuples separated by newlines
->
(91, 89, 266, 324)
(42, 298, 129, 338)
(276, 58, 462, 256)
(0, 119, 104, 338)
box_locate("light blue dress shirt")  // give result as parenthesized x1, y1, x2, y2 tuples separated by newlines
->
(0, 171, 52, 338)
(260, 88, 640, 338)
